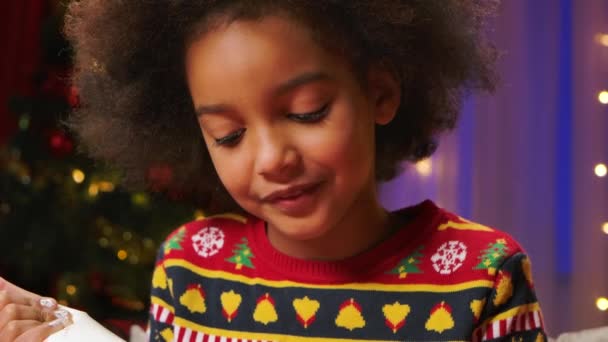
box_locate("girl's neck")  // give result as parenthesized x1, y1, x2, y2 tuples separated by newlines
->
(265, 187, 393, 261)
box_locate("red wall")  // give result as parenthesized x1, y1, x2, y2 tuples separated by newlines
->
(0, 0, 49, 144)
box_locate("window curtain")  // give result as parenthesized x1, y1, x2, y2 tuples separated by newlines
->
(379, 0, 608, 334)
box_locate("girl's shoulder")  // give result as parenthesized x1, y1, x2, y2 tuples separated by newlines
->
(430, 207, 526, 258)
(396, 200, 527, 261)
(389, 201, 529, 284)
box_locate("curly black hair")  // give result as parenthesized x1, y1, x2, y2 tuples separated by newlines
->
(64, 0, 498, 213)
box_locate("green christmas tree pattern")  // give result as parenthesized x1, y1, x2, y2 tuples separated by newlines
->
(226, 237, 255, 270)
(387, 246, 424, 279)
(163, 226, 186, 254)
(474, 238, 509, 275)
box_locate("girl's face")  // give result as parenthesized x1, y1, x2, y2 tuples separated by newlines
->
(185, 15, 398, 244)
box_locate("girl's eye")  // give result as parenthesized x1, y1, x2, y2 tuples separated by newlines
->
(287, 103, 330, 123)
(214, 128, 245, 147)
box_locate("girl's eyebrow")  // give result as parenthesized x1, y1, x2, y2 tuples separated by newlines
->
(272, 71, 331, 97)
(196, 71, 331, 118)
(197, 104, 230, 117)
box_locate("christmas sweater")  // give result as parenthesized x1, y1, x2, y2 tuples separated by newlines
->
(148, 200, 547, 342)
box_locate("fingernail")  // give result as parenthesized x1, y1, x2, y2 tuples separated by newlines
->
(48, 317, 72, 328)
(53, 309, 69, 320)
(48, 309, 72, 327)
(40, 297, 57, 309)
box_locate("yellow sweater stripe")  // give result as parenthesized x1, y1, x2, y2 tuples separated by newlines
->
(479, 302, 541, 326)
(162, 259, 493, 292)
(150, 296, 175, 313)
(173, 317, 467, 342)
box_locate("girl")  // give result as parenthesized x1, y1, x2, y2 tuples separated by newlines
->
(0, 1, 547, 341)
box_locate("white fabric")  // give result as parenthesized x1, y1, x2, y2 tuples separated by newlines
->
(549, 326, 608, 342)
(45, 306, 125, 342)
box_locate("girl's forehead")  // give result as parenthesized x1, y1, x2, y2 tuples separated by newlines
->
(184, 16, 352, 101)
(186, 16, 327, 66)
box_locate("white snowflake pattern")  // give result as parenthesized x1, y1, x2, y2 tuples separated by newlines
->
(191, 227, 225, 258)
(430, 240, 467, 275)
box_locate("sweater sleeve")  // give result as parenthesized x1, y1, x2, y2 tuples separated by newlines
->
(472, 252, 548, 342)
(147, 242, 176, 342)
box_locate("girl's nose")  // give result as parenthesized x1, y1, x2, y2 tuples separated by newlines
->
(254, 129, 301, 182)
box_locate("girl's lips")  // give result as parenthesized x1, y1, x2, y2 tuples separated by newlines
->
(262, 182, 320, 202)
(265, 182, 323, 215)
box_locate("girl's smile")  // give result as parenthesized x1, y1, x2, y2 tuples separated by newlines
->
(261, 180, 325, 216)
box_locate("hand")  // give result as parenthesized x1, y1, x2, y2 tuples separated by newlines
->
(0, 277, 72, 342)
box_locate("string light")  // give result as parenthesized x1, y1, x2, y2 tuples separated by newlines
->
(18, 115, 30, 131)
(592, 34, 608, 314)
(72, 169, 85, 184)
(66, 285, 77, 296)
(415, 159, 433, 176)
(111, 297, 145, 311)
(122, 231, 132, 241)
(128, 255, 139, 264)
(143, 238, 155, 249)
(131, 192, 150, 207)
(117, 249, 128, 260)
(102, 225, 112, 236)
(98, 237, 109, 247)
(596, 33, 608, 47)
(597, 297, 608, 311)
(598, 91, 608, 104)
(594, 163, 607, 177)
(194, 209, 206, 220)
(97, 181, 115, 192)
(88, 183, 99, 197)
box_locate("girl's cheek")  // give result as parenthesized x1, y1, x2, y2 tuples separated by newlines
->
(214, 152, 252, 192)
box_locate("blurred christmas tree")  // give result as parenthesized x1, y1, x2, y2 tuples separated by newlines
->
(0, 3, 198, 335)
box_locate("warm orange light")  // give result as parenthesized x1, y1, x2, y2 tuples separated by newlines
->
(66, 285, 77, 296)
(194, 210, 206, 220)
(72, 169, 85, 184)
(88, 183, 99, 196)
(596, 33, 608, 47)
(98, 181, 115, 192)
(415, 159, 432, 176)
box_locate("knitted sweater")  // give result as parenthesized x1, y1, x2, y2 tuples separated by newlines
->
(148, 200, 547, 342)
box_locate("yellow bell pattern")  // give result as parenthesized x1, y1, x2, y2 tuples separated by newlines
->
(293, 296, 320, 328)
(253, 293, 278, 325)
(382, 301, 411, 333)
(335, 298, 366, 331)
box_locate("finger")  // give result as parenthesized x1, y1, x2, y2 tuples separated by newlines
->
(0, 304, 46, 331)
(0, 291, 27, 312)
(15, 314, 73, 342)
(0, 304, 68, 333)
(0, 291, 57, 326)
(0, 277, 57, 310)
(0, 319, 40, 342)
(0, 291, 57, 316)
(0, 278, 56, 312)
(0, 278, 39, 302)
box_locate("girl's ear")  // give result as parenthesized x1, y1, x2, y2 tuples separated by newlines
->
(366, 62, 401, 125)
